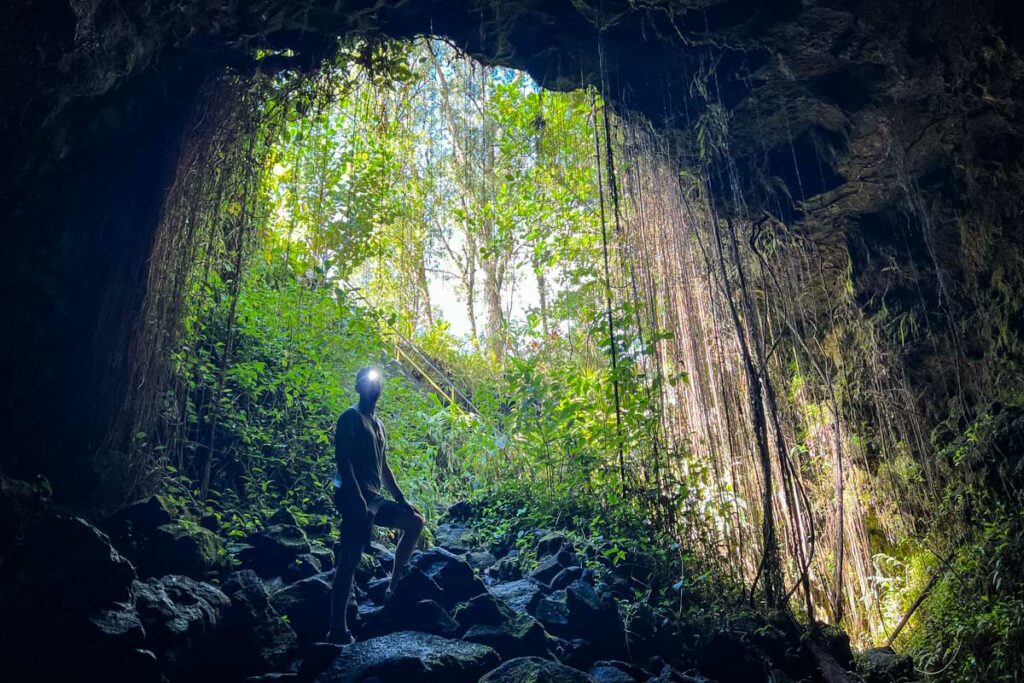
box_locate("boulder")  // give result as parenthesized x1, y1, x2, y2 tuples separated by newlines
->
(21, 514, 137, 610)
(270, 572, 334, 646)
(442, 500, 475, 520)
(240, 524, 312, 578)
(0, 512, 140, 680)
(413, 547, 487, 606)
(550, 566, 585, 590)
(217, 570, 298, 676)
(695, 631, 770, 682)
(490, 555, 523, 581)
(536, 532, 572, 559)
(536, 581, 625, 657)
(434, 522, 475, 554)
(454, 593, 552, 659)
(297, 642, 344, 681)
(858, 647, 916, 683)
(312, 631, 499, 682)
(531, 549, 577, 585)
(284, 554, 323, 583)
(104, 495, 226, 580)
(357, 567, 447, 637)
(589, 660, 648, 683)
(490, 578, 546, 616)
(133, 574, 230, 673)
(467, 550, 498, 571)
(479, 656, 595, 683)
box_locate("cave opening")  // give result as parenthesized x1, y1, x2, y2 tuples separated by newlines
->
(4, 2, 1024, 681)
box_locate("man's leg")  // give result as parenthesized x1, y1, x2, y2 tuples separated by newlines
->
(388, 507, 425, 591)
(327, 542, 362, 642)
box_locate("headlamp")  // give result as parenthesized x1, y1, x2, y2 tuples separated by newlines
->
(366, 369, 380, 382)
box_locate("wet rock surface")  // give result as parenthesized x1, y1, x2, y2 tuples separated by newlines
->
(0, 495, 910, 682)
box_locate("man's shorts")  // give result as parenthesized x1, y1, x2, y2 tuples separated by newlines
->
(333, 487, 407, 547)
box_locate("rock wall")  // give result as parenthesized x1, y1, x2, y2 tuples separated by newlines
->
(2, 0, 1023, 502)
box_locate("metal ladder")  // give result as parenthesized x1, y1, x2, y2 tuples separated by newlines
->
(338, 282, 477, 413)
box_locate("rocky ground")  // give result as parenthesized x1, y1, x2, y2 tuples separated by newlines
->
(0, 477, 916, 682)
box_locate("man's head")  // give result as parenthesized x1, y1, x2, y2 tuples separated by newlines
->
(355, 366, 383, 401)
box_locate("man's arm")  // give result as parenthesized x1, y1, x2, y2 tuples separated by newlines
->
(335, 414, 367, 513)
(378, 423, 411, 507)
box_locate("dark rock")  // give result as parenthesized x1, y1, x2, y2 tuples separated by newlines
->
(464, 613, 552, 659)
(434, 522, 475, 553)
(455, 592, 509, 627)
(589, 661, 639, 683)
(89, 600, 147, 651)
(0, 512, 140, 681)
(489, 535, 515, 559)
(536, 532, 572, 559)
(284, 554, 323, 583)
(536, 590, 571, 635)
(858, 647, 916, 683)
(133, 574, 230, 673)
(480, 656, 595, 682)
(695, 631, 769, 682)
(537, 581, 625, 658)
(104, 495, 226, 580)
(241, 524, 313, 578)
(443, 500, 474, 521)
(550, 566, 585, 590)
(405, 599, 463, 638)
(556, 637, 598, 671)
(312, 631, 499, 683)
(532, 555, 567, 585)
(490, 555, 523, 581)
(270, 572, 333, 646)
(532, 548, 577, 585)
(815, 625, 855, 669)
(218, 570, 298, 675)
(454, 593, 552, 659)
(366, 577, 390, 604)
(467, 550, 498, 571)
(358, 568, 446, 637)
(297, 642, 343, 681)
(21, 514, 137, 611)
(413, 547, 487, 606)
(309, 544, 335, 571)
(353, 551, 385, 587)
(366, 541, 396, 566)
(490, 578, 546, 616)
(247, 674, 299, 682)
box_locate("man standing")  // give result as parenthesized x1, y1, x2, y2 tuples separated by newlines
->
(326, 367, 424, 644)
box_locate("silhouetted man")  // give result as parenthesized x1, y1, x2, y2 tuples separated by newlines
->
(326, 367, 425, 644)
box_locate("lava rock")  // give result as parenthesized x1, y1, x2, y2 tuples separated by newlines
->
(550, 566, 585, 590)
(312, 631, 499, 682)
(536, 580, 625, 657)
(442, 500, 475, 521)
(270, 572, 333, 646)
(297, 642, 344, 681)
(589, 660, 649, 683)
(479, 656, 595, 682)
(490, 555, 523, 581)
(434, 522, 475, 554)
(531, 548, 577, 585)
(695, 630, 770, 682)
(284, 554, 323, 583)
(535, 532, 572, 559)
(133, 574, 230, 674)
(413, 546, 487, 606)
(241, 524, 313, 578)
(104, 495, 226, 580)
(858, 647, 916, 683)
(217, 570, 298, 676)
(454, 592, 552, 659)
(467, 550, 498, 571)
(490, 578, 546, 616)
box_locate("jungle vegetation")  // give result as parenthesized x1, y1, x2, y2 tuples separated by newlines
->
(114, 37, 1024, 680)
